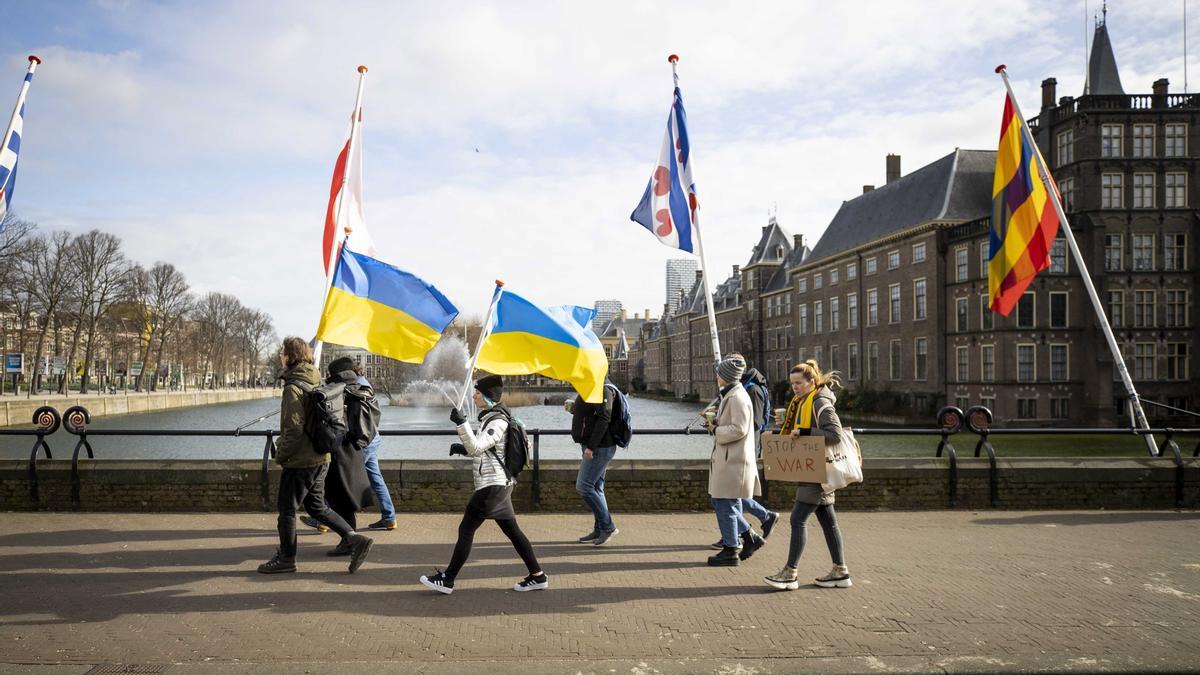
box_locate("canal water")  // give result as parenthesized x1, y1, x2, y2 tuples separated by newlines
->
(0, 395, 1150, 460)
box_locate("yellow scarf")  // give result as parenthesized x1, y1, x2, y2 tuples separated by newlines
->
(780, 391, 815, 435)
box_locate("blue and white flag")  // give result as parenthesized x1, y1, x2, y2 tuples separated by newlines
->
(0, 56, 40, 230)
(630, 72, 697, 253)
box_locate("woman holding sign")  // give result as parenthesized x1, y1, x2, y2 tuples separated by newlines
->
(764, 360, 852, 590)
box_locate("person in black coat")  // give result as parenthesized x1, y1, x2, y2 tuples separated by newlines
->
(568, 380, 619, 545)
(322, 356, 377, 556)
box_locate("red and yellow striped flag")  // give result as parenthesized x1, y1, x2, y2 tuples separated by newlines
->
(987, 91, 1061, 316)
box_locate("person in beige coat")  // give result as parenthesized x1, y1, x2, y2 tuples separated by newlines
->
(706, 355, 765, 567)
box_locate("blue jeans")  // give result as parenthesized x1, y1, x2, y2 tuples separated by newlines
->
(361, 434, 396, 522)
(741, 498, 771, 524)
(576, 446, 616, 533)
(711, 498, 750, 548)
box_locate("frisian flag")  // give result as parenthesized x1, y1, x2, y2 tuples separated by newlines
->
(322, 77, 377, 274)
(0, 56, 41, 231)
(630, 64, 697, 253)
(987, 88, 1062, 316)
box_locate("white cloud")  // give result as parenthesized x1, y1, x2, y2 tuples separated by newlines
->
(5, 0, 1192, 338)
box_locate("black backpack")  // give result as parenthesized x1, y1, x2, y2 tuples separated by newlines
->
(289, 379, 348, 455)
(607, 384, 633, 449)
(486, 409, 530, 480)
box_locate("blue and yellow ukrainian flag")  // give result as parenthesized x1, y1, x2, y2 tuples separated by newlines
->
(475, 290, 608, 403)
(316, 247, 459, 363)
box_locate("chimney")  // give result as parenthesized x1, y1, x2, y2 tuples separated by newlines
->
(793, 233, 805, 249)
(732, 264, 740, 275)
(886, 154, 901, 184)
(1041, 78, 1057, 109)
(634, 312, 639, 319)
(695, 270, 704, 281)
(1152, 78, 1169, 108)
(620, 309, 627, 321)
(644, 308, 650, 320)
(862, 185, 875, 194)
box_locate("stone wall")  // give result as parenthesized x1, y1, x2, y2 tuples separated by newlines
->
(2, 457, 1197, 512)
(0, 389, 279, 427)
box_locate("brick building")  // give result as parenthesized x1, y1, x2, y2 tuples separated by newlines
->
(629, 16, 1196, 426)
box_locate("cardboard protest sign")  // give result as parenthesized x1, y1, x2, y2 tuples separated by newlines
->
(761, 433, 826, 483)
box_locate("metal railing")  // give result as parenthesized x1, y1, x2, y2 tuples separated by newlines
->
(11, 404, 1200, 510)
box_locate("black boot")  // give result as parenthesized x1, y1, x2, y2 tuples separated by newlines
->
(739, 530, 766, 561)
(707, 546, 740, 567)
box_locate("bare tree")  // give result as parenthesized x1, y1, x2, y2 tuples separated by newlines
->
(70, 230, 130, 394)
(24, 231, 79, 396)
(145, 264, 192, 392)
(193, 292, 242, 388)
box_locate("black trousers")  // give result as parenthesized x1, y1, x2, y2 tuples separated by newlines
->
(277, 464, 353, 558)
(445, 509, 541, 580)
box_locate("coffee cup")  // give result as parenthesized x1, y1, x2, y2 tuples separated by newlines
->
(773, 407, 786, 424)
(702, 410, 717, 425)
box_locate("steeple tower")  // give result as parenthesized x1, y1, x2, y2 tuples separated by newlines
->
(1086, 2, 1125, 95)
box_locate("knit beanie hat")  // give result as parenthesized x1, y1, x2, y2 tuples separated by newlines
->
(716, 355, 746, 384)
(474, 374, 503, 402)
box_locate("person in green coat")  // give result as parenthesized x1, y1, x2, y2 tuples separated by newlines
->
(257, 337, 373, 575)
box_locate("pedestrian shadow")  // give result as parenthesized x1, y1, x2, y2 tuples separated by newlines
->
(0, 528, 270, 548)
(0, 539, 717, 573)
(970, 512, 1200, 527)
(0, 573, 768, 624)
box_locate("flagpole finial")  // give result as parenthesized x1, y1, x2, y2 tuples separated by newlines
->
(667, 54, 679, 64)
(343, 227, 353, 234)
(28, 55, 41, 64)
(994, 64, 1007, 74)
(495, 280, 505, 287)
(357, 65, 368, 73)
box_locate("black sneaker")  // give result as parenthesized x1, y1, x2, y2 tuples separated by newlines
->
(710, 539, 743, 551)
(760, 512, 781, 540)
(347, 534, 374, 573)
(367, 519, 396, 531)
(514, 573, 549, 592)
(593, 528, 619, 546)
(326, 539, 353, 557)
(578, 530, 600, 543)
(707, 546, 740, 567)
(257, 550, 296, 574)
(739, 531, 766, 561)
(420, 570, 454, 594)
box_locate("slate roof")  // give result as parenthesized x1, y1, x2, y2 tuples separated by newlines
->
(763, 242, 811, 294)
(1086, 21, 1125, 96)
(597, 316, 647, 340)
(713, 271, 742, 311)
(803, 149, 995, 266)
(744, 218, 792, 268)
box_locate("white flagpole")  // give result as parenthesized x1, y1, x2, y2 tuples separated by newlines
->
(1, 56, 40, 190)
(313, 65, 368, 366)
(996, 65, 1157, 455)
(455, 282, 505, 410)
(669, 55, 722, 365)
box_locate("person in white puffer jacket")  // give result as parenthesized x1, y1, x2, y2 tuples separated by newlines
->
(419, 374, 548, 595)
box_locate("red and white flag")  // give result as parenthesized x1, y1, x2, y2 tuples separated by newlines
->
(322, 106, 376, 274)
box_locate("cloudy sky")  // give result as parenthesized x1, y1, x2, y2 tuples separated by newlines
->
(3, 0, 1195, 338)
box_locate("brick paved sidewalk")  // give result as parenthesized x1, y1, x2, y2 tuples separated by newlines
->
(1, 511, 1198, 673)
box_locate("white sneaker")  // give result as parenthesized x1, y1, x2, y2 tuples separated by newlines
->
(814, 565, 852, 588)
(765, 566, 799, 591)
